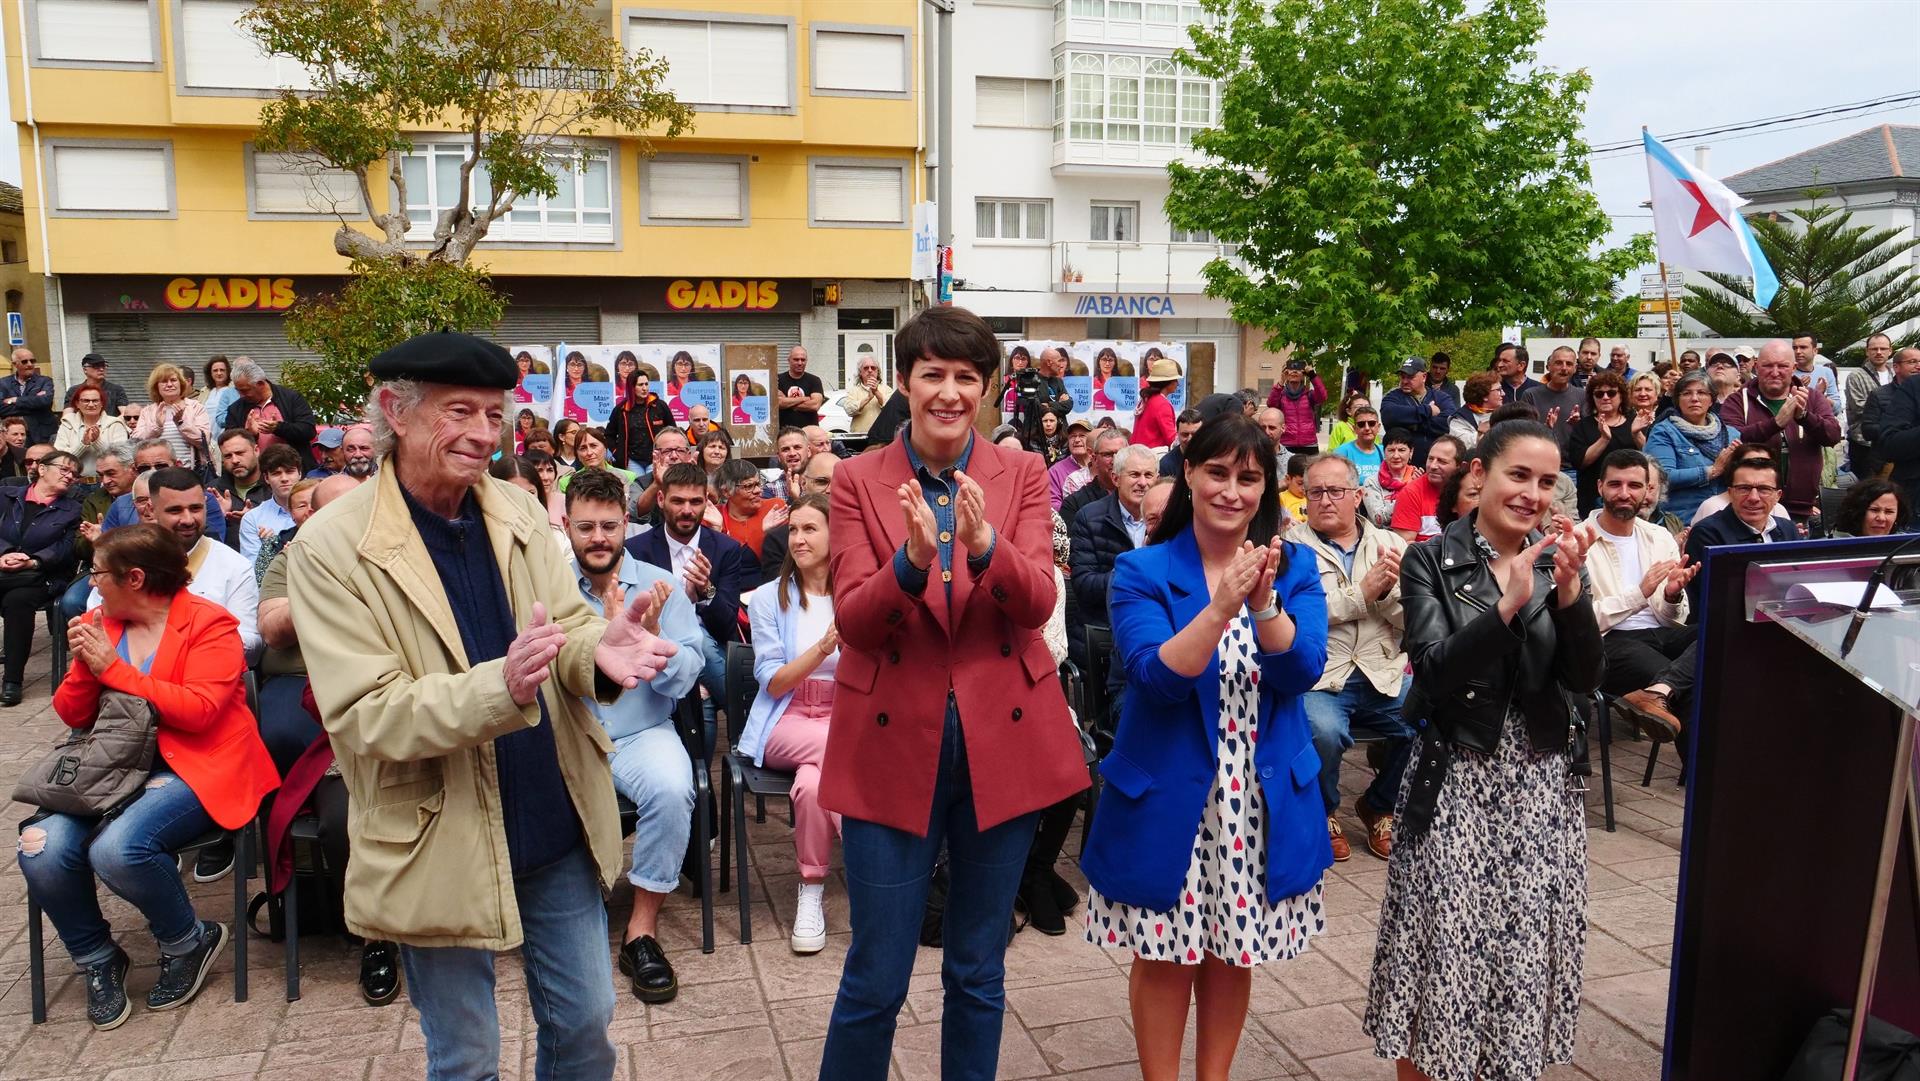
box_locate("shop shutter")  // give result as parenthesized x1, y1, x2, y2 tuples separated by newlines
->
(632, 314, 801, 350)
(88, 312, 315, 404)
(489, 306, 601, 349)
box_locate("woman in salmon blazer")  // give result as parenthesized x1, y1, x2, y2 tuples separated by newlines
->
(818, 306, 1087, 1081)
(20, 524, 279, 1031)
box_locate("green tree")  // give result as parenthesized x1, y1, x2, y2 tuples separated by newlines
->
(1685, 189, 1920, 358)
(281, 260, 506, 420)
(245, 0, 691, 265)
(1168, 0, 1649, 378)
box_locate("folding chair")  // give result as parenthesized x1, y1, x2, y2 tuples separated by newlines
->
(716, 641, 795, 945)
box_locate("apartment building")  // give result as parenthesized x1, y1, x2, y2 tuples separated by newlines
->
(950, 0, 1285, 398)
(6, 0, 924, 399)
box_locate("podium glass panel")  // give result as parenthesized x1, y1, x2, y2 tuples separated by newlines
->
(1758, 593, 1920, 718)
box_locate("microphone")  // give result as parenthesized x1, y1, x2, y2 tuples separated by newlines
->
(1841, 536, 1920, 658)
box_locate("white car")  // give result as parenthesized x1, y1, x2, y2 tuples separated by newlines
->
(819, 389, 855, 437)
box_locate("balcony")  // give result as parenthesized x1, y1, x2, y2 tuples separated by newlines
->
(1051, 240, 1237, 294)
(1052, 135, 1201, 172)
(1052, 0, 1209, 49)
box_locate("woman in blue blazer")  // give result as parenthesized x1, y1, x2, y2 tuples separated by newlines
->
(1081, 414, 1330, 1081)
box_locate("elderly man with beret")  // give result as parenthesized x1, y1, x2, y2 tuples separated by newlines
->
(286, 331, 679, 1081)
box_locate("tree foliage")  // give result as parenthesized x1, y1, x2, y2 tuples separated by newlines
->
(281, 259, 506, 420)
(1685, 189, 1920, 358)
(245, 0, 691, 266)
(1168, 0, 1649, 377)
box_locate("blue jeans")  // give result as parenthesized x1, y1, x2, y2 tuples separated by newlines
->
(819, 704, 1040, 1081)
(59, 574, 91, 623)
(402, 843, 615, 1081)
(1303, 670, 1414, 816)
(17, 771, 214, 966)
(607, 723, 694, 894)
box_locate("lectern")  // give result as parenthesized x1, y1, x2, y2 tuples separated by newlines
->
(1667, 535, 1920, 1080)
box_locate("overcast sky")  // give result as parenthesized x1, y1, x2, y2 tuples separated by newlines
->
(0, 0, 1914, 280)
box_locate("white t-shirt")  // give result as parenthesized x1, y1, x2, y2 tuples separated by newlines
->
(1597, 528, 1664, 632)
(790, 590, 838, 681)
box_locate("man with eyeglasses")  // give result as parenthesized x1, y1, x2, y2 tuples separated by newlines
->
(630, 426, 696, 527)
(0, 349, 56, 444)
(1720, 338, 1840, 530)
(1685, 452, 1797, 607)
(0, 442, 53, 488)
(1333, 403, 1385, 473)
(1059, 427, 1127, 527)
(95, 439, 228, 542)
(1288, 453, 1413, 862)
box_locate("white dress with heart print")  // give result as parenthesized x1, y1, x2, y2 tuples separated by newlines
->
(1083, 615, 1326, 967)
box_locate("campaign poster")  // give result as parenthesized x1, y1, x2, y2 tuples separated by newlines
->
(728, 368, 771, 426)
(555, 347, 616, 425)
(999, 340, 1067, 423)
(568, 346, 641, 421)
(510, 345, 553, 407)
(1136, 342, 1189, 412)
(1069, 340, 1136, 428)
(639, 343, 722, 424)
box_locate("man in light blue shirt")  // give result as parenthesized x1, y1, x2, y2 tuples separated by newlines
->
(1333, 403, 1385, 473)
(238, 443, 303, 564)
(565, 468, 705, 1006)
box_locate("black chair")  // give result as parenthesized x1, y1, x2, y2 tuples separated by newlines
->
(668, 691, 716, 954)
(1590, 691, 1617, 833)
(717, 641, 796, 946)
(1059, 660, 1101, 856)
(44, 598, 69, 692)
(1082, 623, 1114, 754)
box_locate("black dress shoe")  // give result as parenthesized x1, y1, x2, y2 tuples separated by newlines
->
(360, 940, 401, 1007)
(1, 682, 22, 706)
(1019, 869, 1065, 936)
(617, 935, 678, 1004)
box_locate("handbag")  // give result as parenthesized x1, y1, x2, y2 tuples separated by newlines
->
(1784, 1010, 1920, 1081)
(10, 690, 159, 817)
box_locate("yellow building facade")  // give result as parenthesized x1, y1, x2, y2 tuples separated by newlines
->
(6, 0, 926, 404)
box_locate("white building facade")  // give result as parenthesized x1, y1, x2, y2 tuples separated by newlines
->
(949, 0, 1289, 397)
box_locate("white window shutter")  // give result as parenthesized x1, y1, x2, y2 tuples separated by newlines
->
(713, 22, 789, 106)
(254, 152, 358, 214)
(181, 0, 316, 89)
(628, 19, 711, 103)
(975, 78, 1025, 126)
(54, 147, 167, 211)
(36, 0, 152, 64)
(648, 160, 742, 220)
(815, 30, 903, 93)
(815, 164, 902, 224)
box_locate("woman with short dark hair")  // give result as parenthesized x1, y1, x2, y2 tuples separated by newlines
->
(19, 523, 279, 1029)
(0, 447, 82, 703)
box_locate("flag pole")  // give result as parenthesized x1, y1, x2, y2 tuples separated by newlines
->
(1645, 126, 1682, 371)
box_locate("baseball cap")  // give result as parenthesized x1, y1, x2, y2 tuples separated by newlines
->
(313, 428, 345, 449)
(1706, 352, 1737, 369)
(1397, 357, 1428, 376)
(1066, 417, 1094, 433)
(1732, 346, 1757, 361)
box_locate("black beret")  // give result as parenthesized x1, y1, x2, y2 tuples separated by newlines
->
(368, 330, 517, 389)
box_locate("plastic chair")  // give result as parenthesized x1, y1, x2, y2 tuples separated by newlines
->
(716, 641, 796, 945)
(44, 599, 68, 693)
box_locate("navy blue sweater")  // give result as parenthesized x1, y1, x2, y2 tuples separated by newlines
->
(404, 486, 581, 876)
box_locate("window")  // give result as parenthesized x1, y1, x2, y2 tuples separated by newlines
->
(1, 242, 19, 264)
(810, 159, 907, 227)
(1170, 224, 1214, 244)
(250, 150, 360, 216)
(1090, 201, 1138, 242)
(975, 77, 1050, 128)
(627, 16, 792, 109)
(642, 157, 747, 224)
(180, 0, 318, 91)
(1057, 0, 1203, 27)
(812, 26, 908, 97)
(1056, 51, 1217, 147)
(396, 141, 613, 244)
(975, 199, 1049, 241)
(50, 143, 171, 215)
(32, 0, 152, 65)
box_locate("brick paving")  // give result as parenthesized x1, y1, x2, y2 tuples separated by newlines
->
(0, 636, 1680, 1079)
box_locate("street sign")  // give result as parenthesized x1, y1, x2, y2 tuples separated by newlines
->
(1638, 312, 1679, 327)
(1639, 297, 1682, 314)
(1637, 326, 1673, 339)
(5, 313, 21, 347)
(1640, 270, 1684, 290)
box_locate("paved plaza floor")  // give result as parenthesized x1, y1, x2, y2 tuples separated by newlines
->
(0, 637, 1680, 1080)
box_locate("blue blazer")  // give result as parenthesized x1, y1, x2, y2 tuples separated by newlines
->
(1080, 527, 1332, 913)
(624, 524, 751, 645)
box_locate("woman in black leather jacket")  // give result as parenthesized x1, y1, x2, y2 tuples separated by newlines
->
(1362, 419, 1603, 1081)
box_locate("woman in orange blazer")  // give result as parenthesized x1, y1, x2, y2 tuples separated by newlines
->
(818, 307, 1088, 1080)
(19, 524, 278, 1031)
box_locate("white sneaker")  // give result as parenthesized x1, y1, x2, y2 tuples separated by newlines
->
(791, 882, 827, 954)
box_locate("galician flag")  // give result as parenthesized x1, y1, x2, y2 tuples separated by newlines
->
(1643, 130, 1780, 308)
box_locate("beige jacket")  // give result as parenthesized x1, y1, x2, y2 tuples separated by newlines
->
(842, 380, 893, 433)
(285, 462, 621, 950)
(1287, 519, 1408, 695)
(1580, 510, 1689, 632)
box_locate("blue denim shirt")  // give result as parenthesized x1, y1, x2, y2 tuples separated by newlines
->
(572, 553, 705, 742)
(891, 428, 997, 597)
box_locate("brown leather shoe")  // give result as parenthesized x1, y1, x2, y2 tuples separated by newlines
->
(1328, 816, 1351, 862)
(1355, 798, 1392, 860)
(1621, 689, 1682, 743)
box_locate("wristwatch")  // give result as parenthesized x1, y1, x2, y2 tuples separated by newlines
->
(1250, 600, 1281, 622)
(699, 582, 717, 601)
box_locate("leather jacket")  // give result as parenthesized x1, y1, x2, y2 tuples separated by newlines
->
(1399, 513, 1603, 756)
